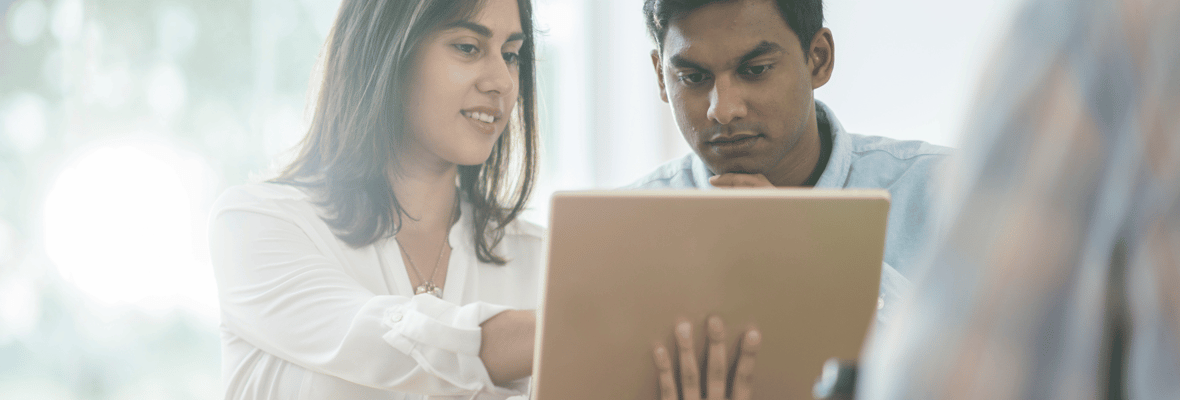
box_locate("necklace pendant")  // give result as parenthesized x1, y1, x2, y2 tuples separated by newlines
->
(415, 283, 443, 298)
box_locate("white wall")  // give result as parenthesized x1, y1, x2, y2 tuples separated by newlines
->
(819, 0, 1024, 147)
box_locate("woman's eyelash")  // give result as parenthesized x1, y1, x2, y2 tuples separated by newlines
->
(455, 44, 479, 54)
(454, 43, 521, 65)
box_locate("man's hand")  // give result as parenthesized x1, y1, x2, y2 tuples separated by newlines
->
(654, 316, 761, 400)
(709, 173, 775, 188)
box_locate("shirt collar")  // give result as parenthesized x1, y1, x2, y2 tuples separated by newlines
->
(814, 100, 852, 189)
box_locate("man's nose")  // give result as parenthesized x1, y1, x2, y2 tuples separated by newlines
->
(707, 75, 748, 125)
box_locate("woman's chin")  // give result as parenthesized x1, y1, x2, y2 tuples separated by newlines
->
(450, 150, 497, 167)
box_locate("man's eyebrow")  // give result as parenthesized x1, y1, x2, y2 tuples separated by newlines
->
(669, 54, 708, 71)
(668, 41, 785, 71)
(737, 41, 785, 65)
(445, 21, 526, 42)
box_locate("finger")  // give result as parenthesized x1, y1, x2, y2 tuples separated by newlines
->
(709, 174, 749, 187)
(705, 316, 727, 400)
(709, 174, 773, 188)
(737, 174, 773, 187)
(654, 345, 679, 400)
(730, 329, 761, 400)
(675, 320, 702, 400)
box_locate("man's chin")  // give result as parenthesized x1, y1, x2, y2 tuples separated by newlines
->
(700, 157, 766, 176)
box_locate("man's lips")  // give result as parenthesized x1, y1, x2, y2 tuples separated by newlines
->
(707, 133, 761, 145)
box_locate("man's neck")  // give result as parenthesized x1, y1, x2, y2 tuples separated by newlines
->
(800, 107, 833, 187)
(765, 107, 825, 187)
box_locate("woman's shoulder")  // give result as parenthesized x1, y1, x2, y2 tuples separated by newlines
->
(211, 181, 319, 221)
(502, 216, 546, 242)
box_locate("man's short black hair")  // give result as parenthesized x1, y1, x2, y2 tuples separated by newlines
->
(643, 0, 824, 53)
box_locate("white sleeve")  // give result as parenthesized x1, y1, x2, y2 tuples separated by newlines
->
(876, 261, 912, 327)
(210, 205, 527, 398)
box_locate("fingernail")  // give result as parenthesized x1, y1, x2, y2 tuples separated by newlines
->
(655, 347, 667, 357)
(747, 330, 761, 345)
(708, 316, 723, 333)
(678, 322, 692, 339)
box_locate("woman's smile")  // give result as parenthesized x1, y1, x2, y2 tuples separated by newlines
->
(460, 106, 504, 134)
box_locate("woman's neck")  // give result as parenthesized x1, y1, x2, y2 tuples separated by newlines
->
(389, 162, 460, 235)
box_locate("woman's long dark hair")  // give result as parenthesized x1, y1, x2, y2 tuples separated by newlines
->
(273, 0, 538, 265)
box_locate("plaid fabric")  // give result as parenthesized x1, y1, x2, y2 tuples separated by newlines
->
(859, 0, 1180, 398)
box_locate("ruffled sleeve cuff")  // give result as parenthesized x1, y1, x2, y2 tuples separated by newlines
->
(381, 294, 529, 398)
(876, 261, 913, 328)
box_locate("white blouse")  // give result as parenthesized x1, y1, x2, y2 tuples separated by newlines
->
(208, 183, 544, 400)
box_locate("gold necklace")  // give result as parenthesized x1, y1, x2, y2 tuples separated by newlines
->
(395, 195, 459, 297)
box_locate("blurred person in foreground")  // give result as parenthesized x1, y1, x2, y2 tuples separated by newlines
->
(632, 0, 954, 336)
(208, 0, 542, 398)
(859, 0, 1180, 398)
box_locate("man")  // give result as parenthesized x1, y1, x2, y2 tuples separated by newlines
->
(631, 0, 952, 330)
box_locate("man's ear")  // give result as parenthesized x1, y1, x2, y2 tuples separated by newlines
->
(808, 28, 835, 89)
(651, 49, 669, 103)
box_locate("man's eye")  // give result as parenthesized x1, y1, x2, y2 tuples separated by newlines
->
(503, 52, 520, 65)
(740, 65, 772, 76)
(678, 73, 708, 84)
(454, 44, 480, 55)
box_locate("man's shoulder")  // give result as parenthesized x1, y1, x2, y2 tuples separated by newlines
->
(622, 153, 705, 189)
(831, 133, 955, 191)
(846, 133, 955, 162)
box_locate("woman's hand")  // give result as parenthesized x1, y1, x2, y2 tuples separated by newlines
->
(654, 316, 761, 400)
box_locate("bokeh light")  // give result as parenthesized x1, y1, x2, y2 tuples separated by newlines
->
(0, 220, 15, 266)
(2, 92, 49, 154)
(0, 380, 74, 400)
(42, 142, 218, 317)
(0, 276, 40, 344)
(49, 0, 84, 44)
(145, 63, 187, 118)
(262, 102, 305, 160)
(156, 4, 197, 60)
(6, 0, 48, 46)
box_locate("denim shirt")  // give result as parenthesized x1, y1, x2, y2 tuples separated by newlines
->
(625, 101, 954, 330)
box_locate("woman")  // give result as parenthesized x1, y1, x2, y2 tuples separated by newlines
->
(209, 0, 540, 398)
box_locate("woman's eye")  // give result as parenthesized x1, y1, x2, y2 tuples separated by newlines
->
(740, 65, 771, 77)
(503, 52, 520, 65)
(454, 44, 480, 55)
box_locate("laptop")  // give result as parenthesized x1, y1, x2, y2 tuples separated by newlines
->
(531, 189, 890, 400)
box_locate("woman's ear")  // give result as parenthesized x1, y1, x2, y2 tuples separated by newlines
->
(809, 28, 835, 89)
